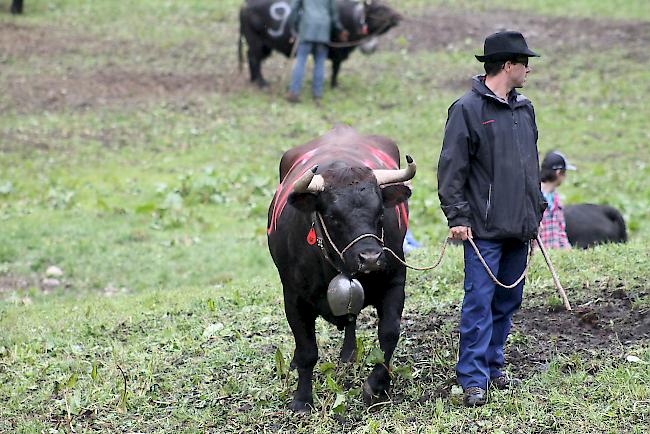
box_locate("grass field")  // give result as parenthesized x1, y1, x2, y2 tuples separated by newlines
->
(1, 0, 649, 432)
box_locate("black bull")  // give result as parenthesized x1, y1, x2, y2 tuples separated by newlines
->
(267, 125, 414, 411)
(239, 0, 401, 88)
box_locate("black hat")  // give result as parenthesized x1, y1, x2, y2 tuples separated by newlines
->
(542, 151, 576, 171)
(475, 31, 540, 62)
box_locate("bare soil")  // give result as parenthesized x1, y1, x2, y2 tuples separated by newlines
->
(390, 8, 650, 57)
(0, 22, 247, 114)
(0, 273, 34, 293)
(4, 68, 227, 112)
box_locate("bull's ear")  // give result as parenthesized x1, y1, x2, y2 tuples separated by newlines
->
(381, 184, 411, 207)
(288, 192, 318, 213)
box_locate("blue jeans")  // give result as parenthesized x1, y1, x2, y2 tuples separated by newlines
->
(457, 238, 528, 390)
(289, 42, 328, 98)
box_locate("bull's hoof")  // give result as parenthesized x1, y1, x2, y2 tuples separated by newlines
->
(289, 398, 313, 413)
(362, 380, 390, 407)
(254, 79, 269, 88)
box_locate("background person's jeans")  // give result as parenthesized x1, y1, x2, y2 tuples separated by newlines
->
(289, 42, 329, 98)
(456, 238, 528, 390)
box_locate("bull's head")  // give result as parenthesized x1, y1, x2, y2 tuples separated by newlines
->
(289, 156, 415, 275)
(360, 0, 402, 54)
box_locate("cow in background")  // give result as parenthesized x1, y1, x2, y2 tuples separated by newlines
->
(239, 0, 401, 88)
(565, 204, 627, 248)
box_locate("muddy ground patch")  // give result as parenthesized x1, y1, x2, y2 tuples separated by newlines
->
(397, 283, 649, 401)
(389, 8, 650, 57)
(3, 68, 232, 112)
(0, 22, 247, 113)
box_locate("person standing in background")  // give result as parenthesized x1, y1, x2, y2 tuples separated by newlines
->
(287, 0, 348, 105)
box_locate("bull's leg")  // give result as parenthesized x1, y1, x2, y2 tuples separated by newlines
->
(363, 287, 405, 406)
(340, 320, 357, 363)
(284, 300, 318, 412)
(11, 0, 24, 14)
(247, 44, 269, 88)
(331, 60, 342, 88)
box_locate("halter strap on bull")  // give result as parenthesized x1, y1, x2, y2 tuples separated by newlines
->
(294, 156, 416, 275)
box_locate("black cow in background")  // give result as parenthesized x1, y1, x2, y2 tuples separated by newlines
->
(10, 0, 23, 14)
(565, 204, 627, 248)
(239, 0, 401, 88)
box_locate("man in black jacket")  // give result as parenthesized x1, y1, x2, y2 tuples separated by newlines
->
(437, 31, 547, 407)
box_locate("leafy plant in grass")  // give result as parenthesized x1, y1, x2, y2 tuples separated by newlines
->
(0, 181, 12, 196)
(150, 191, 190, 229)
(47, 186, 76, 209)
(546, 295, 564, 312)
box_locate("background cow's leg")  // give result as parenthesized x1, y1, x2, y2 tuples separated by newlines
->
(340, 320, 357, 363)
(284, 299, 318, 412)
(247, 43, 270, 88)
(331, 59, 342, 88)
(11, 0, 24, 14)
(363, 286, 405, 406)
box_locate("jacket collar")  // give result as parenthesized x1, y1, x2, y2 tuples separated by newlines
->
(471, 75, 530, 108)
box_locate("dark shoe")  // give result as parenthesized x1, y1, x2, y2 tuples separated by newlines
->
(490, 375, 521, 390)
(313, 97, 322, 107)
(286, 92, 300, 103)
(463, 386, 487, 407)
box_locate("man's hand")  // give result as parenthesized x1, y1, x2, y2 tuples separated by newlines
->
(339, 30, 349, 42)
(449, 226, 473, 241)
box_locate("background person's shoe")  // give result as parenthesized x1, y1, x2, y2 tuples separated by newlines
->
(403, 229, 422, 255)
(490, 375, 521, 390)
(286, 92, 300, 103)
(463, 387, 487, 407)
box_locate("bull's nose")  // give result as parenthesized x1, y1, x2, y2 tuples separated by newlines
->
(359, 250, 382, 264)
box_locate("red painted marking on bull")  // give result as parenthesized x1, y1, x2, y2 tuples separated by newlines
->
(268, 143, 405, 235)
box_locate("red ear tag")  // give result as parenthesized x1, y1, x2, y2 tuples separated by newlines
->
(307, 228, 317, 245)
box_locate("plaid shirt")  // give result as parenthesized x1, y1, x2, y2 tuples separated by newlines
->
(539, 191, 571, 249)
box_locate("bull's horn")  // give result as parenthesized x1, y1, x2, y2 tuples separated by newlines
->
(373, 155, 416, 186)
(293, 165, 325, 193)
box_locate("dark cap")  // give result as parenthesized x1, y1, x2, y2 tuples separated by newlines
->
(475, 31, 540, 62)
(542, 151, 576, 171)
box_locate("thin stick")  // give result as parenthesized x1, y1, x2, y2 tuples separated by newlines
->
(536, 235, 572, 311)
(286, 36, 300, 84)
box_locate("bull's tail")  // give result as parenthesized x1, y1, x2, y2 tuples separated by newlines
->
(603, 206, 628, 242)
(238, 10, 244, 73)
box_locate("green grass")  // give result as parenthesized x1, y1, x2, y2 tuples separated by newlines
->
(1, 0, 649, 431)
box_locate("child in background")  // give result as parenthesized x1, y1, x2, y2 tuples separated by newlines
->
(539, 151, 576, 249)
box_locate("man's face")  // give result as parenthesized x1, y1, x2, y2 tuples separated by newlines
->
(506, 57, 531, 88)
